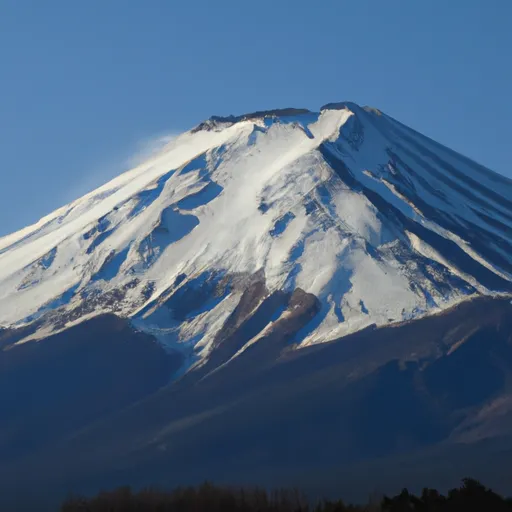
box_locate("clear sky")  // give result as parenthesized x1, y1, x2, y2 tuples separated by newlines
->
(1, 0, 511, 236)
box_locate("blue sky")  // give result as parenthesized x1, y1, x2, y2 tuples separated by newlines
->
(1, 0, 511, 236)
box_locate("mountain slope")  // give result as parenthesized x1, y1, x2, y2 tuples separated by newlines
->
(2, 296, 512, 509)
(0, 102, 511, 373)
(1, 102, 512, 508)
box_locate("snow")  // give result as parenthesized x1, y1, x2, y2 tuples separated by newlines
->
(0, 102, 511, 364)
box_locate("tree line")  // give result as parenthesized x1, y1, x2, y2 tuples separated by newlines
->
(61, 478, 512, 511)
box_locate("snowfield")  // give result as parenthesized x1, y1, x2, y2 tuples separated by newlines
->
(1, 102, 511, 367)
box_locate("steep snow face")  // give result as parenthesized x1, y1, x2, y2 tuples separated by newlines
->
(0, 103, 511, 358)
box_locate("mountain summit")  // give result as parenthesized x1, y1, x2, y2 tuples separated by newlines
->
(1, 103, 512, 507)
(1, 102, 510, 359)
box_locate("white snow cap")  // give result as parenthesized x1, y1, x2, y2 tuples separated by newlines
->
(0, 102, 511, 356)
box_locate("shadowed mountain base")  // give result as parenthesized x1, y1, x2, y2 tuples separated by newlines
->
(1, 296, 512, 510)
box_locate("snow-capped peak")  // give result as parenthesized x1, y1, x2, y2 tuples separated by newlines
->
(1, 103, 511, 367)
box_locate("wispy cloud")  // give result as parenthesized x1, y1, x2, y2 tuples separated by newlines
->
(127, 132, 180, 167)
(60, 130, 181, 206)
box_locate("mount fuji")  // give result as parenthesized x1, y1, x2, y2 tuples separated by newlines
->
(1, 102, 512, 507)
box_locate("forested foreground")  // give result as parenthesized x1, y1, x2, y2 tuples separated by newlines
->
(61, 478, 512, 511)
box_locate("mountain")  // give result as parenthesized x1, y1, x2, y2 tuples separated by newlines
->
(1, 102, 512, 509)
